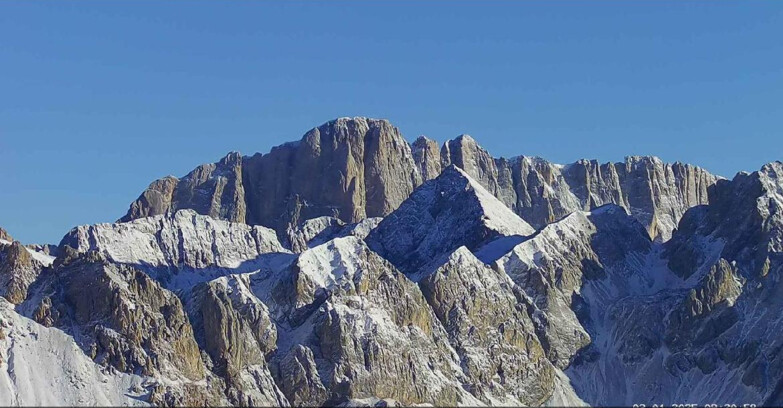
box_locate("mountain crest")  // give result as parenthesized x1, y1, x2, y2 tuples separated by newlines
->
(367, 164, 535, 274)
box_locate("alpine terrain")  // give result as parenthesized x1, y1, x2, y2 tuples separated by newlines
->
(2, 117, 781, 407)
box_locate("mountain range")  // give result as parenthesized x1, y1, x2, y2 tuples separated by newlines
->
(1, 117, 781, 407)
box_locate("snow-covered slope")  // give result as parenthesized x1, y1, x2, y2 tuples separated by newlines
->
(367, 165, 534, 274)
(59, 209, 291, 291)
(62, 209, 285, 270)
(0, 299, 147, 406)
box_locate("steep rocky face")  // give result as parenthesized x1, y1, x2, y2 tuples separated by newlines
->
(664, 259, 744, 351)
(367, 165, 535, 275)
(491, 205, 654, 369)
(21, 212, 293, 406)
(123, 152, 246, 223)
(440, 135, 515, 207)
(241, 117, 422, 234)
(667, 161, 783, 279)
(0, 228, 12, 242)
(187, 275, 287, 406)
(558, 163, 783, 406)
(0, 297, 149, 406)
(436, 134, 716, 241)
(411, 136, 442, 181)
(18, 249, 225, 406)
(122, 117, 715, 244)
(0, 241, 47, 304)
(418, 247, 555, 405)
(251, 237, 482, 406)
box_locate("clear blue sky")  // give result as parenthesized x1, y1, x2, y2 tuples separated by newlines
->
(2, 1, 782, 244)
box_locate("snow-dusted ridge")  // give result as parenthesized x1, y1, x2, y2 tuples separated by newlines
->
(0, 239, 55, 267)
(367, 165, 535, 274)
(0, 298, 147, 406)
(3, 129, 783, 407)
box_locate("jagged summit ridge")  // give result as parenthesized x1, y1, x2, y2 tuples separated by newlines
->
(10, 117, 783, 407)
(122, 117, 717, 242)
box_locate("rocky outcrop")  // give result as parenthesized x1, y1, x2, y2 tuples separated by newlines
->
(188, 275, 287, 406)
(0, 241, 45, 304)
(253, 237, 482, 406)
(367, 165, 535, 275)
(0, 227, 12, 242)
(665, 259, 743, 351)
(411, 136, 441, 181)
(667, 161, 783, 278)
(24, 250, 206, 384)
(122, 152, 246, 224)
(122, 117, 715, 243)
(492, 205, 653, 368)
(0, 297, 149, 406)
(284, 216, 383, 253)
(62, 209, 287, 287)
(241, 117, 422, 234)
(563, 163, 783, 406)
(419, 247, 555, 405)
(436, 134, 716, 241)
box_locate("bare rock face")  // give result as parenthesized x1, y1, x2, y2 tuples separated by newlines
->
(242, 117, 422, 234)
(188, 275, 287, 406)
(667, 161, 783, 279)
(254, 237, 481, 406)
(0, 241, 45, 304)
(122, 151, 246, 223)
(437, 136, 716, 241)
(411, 136, 441, 181)
(440, 135, 514, 207)
(664, 259, 743, 351)
(0, 227, 12, 242)
(367, 165, 535, 275)
(562, 162, 783, 406)
(418, 247, 555, 405)
(26, 251, 206, 383)
(121, 118, 716, 244)
(24, 212, 293, 406)
(492, 205, 653, 369)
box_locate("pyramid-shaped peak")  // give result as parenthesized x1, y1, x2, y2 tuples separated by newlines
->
(367, 164, 534, 274)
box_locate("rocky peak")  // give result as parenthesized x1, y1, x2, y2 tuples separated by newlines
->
(63, 209, 287, 289)
(411, 135, 441, 181)
(0, 227, 12, 242)
(667, 161, 783, 279)
(367, 165, 535, 274)
(241, 117, 423, 235)
(417, 246, 556, 405)
(0, 241, 42, 304)
(440, 134, 504, 197)
(122, 149, 246, 224)
(121, 118, 717, 243)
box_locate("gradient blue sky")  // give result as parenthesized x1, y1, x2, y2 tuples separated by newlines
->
(2, 1, 782, 244)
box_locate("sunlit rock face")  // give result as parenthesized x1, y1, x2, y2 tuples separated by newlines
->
(123, 117, 716, 243)
(15, 118, 783, 408)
